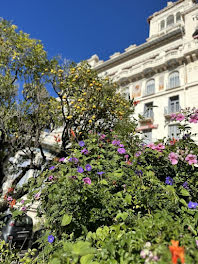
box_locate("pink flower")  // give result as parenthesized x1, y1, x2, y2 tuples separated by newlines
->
(185, 154, 197, 165)
(170, 113, 177, 120)
(21, 206, 27, 211)
(48, 175, 54, 181)
(34, 193, 41, 200)
(189, 114, 198, 123)
(146, 143, 156, 150)
(7, 196, 13, 202)
(168, 152, 179, 165)
(21, 200, 25, 204)
(176, 113, 185, 121)
(82, 177, 91, 185)
(155, 143, 165, 151)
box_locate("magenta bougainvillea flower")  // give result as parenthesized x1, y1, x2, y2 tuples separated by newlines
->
(176, 113, 185, 121)
(189, 113, 198, 123)
(168, 152, 179, 165)
(185, 154, 197, 165)
(82, 177, 91, 185)
(117, 148, 126, 154)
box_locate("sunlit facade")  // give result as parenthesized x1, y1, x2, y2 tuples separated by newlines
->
(88, 0, 198, 142)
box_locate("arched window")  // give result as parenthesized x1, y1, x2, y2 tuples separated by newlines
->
(167, 15, 174, 27)
(160, 20, 165, 30)
(176, 12, 181, 22)
(168, 71, 180, 89)
(145, 79, 155, 95)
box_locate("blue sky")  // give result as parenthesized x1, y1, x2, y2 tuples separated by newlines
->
(1, 0, 171, 63)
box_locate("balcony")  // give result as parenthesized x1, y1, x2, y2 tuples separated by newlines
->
(139, 111, 154, 123)
(164, 106, 181, 117)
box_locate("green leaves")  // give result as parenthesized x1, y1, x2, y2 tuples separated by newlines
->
(61, 214, 72, 226)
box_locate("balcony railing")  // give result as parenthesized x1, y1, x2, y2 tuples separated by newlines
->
(139, 111, 154, 122)
(164, 106, 181, 116)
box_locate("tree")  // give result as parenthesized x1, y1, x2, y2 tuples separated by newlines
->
(0, 19, 135, 212)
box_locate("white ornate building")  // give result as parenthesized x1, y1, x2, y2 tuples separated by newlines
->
(88, 0, 198, 142)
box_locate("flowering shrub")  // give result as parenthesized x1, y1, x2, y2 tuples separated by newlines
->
(9, 109, 198, 263)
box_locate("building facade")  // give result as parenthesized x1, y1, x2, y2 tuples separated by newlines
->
(88, 0, 198, 143)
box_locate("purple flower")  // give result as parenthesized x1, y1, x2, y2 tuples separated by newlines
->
(70, 175, 77, 180)
(48, 235, 55, 243)
(79, 141, 85, 147)
(85, 164, 92, 171)
(99, 134, 106, 140)
(119, 144, 124, 147)
(188, 201, 198, 209)
(183, 181, 189, 189)
(69, 157, 79, 164)
(48, 175, 54, 181)
(117, 148, 126, 154)
(34, 193, 41, 200)
(165, 176, 173, 185)
(112, 140, 120, 146)
(82, 177, 91, 185)
(77, 167, 84, 173)
(59, 157, 65, 162)
(21, 206, 27, 211)
(135, 151, 142, 157)
(49, 166, 55, 170)
(135, 170, 143, 176)
(81, 148, 89, 155)
(97, 171, 105, 175)
(21, 200, 25, 204)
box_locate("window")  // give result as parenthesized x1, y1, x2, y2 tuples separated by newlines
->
(144, 102, 154, 119)
(167, 15, 174, 27)
(145, 79, 155, 95)
(168, 125, 179, 139)
(176, 12, 181, 22)
(142, 129, 152, 144)
(160, 20, 165, 30)
(123, 87, 130, 100)
(168, 71, 180, 89)
(168, 95, 180, 114)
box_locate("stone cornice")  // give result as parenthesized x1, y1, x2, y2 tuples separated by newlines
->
(94, 28, 183, 73)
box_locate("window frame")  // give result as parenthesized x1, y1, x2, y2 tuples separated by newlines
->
(145, 79, 155, 96)
(168, 71, 180, 89)
(167, 14, 174, 27)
